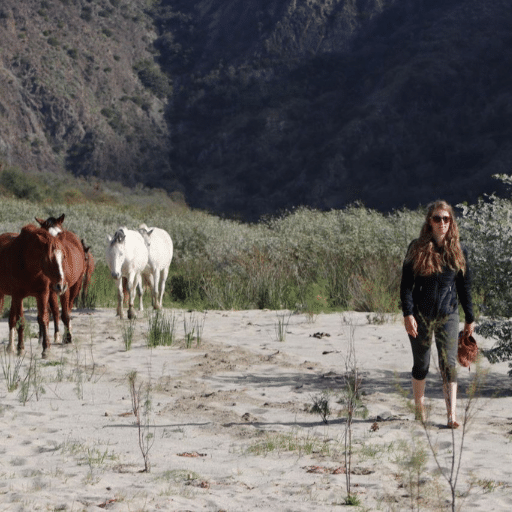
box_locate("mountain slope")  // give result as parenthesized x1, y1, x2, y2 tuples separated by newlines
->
(160, 0, 512, 218)
(1, 0, 512, 220)
(0, 0, 173, 189)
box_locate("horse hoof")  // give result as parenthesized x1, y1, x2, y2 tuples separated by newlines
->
(127, 309, 137, 320)
(41, 350, 49, 359)
(17, 349, 25, 357)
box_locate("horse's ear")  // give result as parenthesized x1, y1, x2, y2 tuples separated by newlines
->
(81, 239, 91, 252)
(35, 217, 44, 226)
(57, 214, 65, 225)
(147, 229, 154, 236)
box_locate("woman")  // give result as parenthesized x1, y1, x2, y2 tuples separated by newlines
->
(400, 200, 475, 428)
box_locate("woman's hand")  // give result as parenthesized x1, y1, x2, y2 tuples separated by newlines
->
(464, 322, 475, 337)
(404, 315, 418, 338)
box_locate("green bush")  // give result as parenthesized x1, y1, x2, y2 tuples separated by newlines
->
(133, 60, 173, 98)
(47, 37, 60, 47)
(0, 169, 45, 201)
(81, 7, 92, 22)
(0, 185, 424, 314)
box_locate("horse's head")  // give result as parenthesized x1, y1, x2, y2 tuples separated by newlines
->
(35, 214, 65, 236)
(81, 239, 91, 262)
(22, 225, 68, 295)
(106, 229, 126, 279)
(138, 224, 153, 248)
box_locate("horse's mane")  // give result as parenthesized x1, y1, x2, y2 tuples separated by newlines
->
(20, 224, 59, 248)
(111, 228, 126, 246)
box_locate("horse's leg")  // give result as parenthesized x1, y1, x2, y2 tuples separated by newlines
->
(63, 279, 82, 344)
(36, 292, 51, 358)
(49, 291, 60, 345)
(122, 277, 129, 307)
(61, 290, 72, 344)
(7, 297, 22, 355)
(159, 267, 169, 309)
(127, 274, 137, 320)
(17, 304, 25, 357)
(138, 274, 144, 312)
(116, 278, 124, 318)
(153, 269, 161, 310)
(70, 275, 84, 310)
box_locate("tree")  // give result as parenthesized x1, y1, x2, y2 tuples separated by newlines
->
(459, 174, 512, 373)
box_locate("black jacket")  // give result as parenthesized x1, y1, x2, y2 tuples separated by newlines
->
(400, 241, 474, 323)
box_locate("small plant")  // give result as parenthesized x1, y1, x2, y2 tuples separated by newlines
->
(397, 358, 489, 511)
(71, 338, 100, 400)
(120, 318, 135, 350)
(309, 391, 331, 424)
(246, 429, 331, 457)
(366, 312, 388, 325)
(344, 494, 361, 506)
(274, 311, 292, 342)
(18, 351, 45, 405)
(183, 311, 206, 348)
(127, 370, 155, 472)
(341, 320, 365, 505)
(146, 310, 176, 347)
(0, 348, 25, 392)
(393, 437, 429, 511)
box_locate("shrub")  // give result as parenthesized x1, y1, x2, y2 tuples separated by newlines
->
(0, 168, 45, 201)
(459, 174, 512, 373)
(133, 60, 173, 98)
(81, 7, 92, 22)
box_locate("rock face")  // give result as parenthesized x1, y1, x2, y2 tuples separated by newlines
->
(0, 0, 172, 189)
(1, 1, 512, 220)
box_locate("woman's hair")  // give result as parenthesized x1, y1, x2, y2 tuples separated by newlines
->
(406, 200, 466, 276)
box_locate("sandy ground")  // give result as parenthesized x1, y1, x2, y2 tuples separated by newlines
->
(0, 308, 511, 512)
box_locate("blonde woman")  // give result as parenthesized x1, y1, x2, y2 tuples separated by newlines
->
(400, 200, 475, 428)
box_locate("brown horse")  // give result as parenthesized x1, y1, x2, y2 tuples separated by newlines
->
(0, 225, 67, 357)
(35, 215, 86, 344)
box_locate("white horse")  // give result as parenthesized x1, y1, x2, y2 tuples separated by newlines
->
(138, 224, 173, 310)
(105, 227, 148, 319)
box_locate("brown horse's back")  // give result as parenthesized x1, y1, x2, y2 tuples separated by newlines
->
(59, 231, 86, 288)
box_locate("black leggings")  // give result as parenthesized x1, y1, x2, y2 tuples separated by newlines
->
(408, 312, 459, 383)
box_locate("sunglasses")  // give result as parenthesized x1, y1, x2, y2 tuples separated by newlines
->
(432, 215, 451, 224)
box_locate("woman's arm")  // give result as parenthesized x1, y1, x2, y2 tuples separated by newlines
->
(456, 246, 475, 325)
(400, 258, 416, 317)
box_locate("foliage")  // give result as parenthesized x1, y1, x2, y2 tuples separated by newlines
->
(0, 168, 46, 201)
(133, 59, 173, 98)
(459, 174, 512, 373)
(160, 1, 512, 220)
(146, 310, 176, 347)
(0, 193, 423, 313)
(127, 370, 155, 472)
(0, 349, 24, 392)
(309, 391, 331, 424)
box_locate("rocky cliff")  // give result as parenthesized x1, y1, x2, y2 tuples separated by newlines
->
(1, 0, 512, 220)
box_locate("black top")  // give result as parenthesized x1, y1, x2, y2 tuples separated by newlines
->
(400, 241, 474, 324)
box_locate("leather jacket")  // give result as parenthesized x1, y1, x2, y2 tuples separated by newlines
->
(400, 241, 474, 323)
